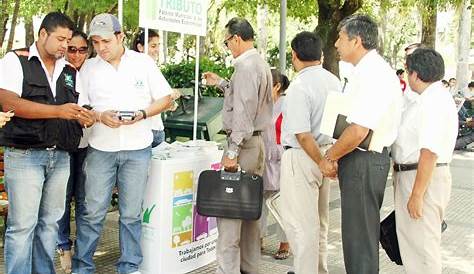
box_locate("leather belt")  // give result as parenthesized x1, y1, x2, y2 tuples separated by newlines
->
(393, 162, 448, 172)
(226, 131, 261, 137)
(284, 143, 331, 150)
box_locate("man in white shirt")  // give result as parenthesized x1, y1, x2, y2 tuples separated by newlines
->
(391, 48, 458, 274)
(325, 14, 403, 274)
(279, 31, 341, 274)
(71, 14, 172, 274)
(0, 12, 94, 274)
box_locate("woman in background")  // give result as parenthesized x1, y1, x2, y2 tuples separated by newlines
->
(56, 30, 90, 274)
(261, 69, 291, 260)
(132, 29, 179, 147)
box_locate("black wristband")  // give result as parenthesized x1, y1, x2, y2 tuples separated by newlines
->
(139, 109, 147, 119)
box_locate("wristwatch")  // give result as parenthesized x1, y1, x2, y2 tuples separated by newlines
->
(226, 150, 238, 160)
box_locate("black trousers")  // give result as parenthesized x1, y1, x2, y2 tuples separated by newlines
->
(338, 148, 390, 274)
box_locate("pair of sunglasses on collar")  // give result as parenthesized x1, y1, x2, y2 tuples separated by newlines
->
(67, 46, 88, 54)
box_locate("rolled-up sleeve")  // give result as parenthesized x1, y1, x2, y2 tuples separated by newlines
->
(228, 69, 259, 152)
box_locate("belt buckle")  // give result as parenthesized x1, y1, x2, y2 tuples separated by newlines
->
(46, 145, 56, 151)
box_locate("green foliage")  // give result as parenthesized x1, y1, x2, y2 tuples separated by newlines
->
(266, 46, 292, 70)
(222, 0, 316, 23)
(161, 57, 234, 97)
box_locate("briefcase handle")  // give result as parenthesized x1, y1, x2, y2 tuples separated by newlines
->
(220, 166, 242, 181)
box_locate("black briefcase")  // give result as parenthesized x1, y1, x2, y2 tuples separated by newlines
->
(380, 211, 403, 265)
(196, 169, 263, 220)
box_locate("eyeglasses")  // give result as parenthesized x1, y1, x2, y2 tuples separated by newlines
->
(223, 35, 234, 47)
(67, 46, 88, 54)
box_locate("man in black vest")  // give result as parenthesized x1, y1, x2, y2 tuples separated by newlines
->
(0, 12, 94, 274)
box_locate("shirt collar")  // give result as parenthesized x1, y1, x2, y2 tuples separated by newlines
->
(297, 64, 322, 77)
(28, 42, 68, 67)
(96, 46, 128, 64)
(420, 81, 443, 99)
(354, 49, 377, 70)
(232, 48, 258, 65)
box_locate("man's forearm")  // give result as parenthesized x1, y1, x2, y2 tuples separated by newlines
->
(0, 89, 60, 119)
(145, 95, 172, 117)
(296, 132, 323, 165)
(326, 123, 370, 161)
(411, 149, 437, 197)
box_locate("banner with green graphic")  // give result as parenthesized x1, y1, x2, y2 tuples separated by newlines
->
(139, 0, 209, 36)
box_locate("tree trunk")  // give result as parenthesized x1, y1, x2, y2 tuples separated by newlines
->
(455, 0, 472, 94)
(206, 3, 224, 59)
(256, 4, 268, 60)
(6, 0, 20, 51)
(315, 0, 363, 78)
(24, 16, 34, 47)
(0, 0, 10, 49)
(78, 12, 86, 31)
(420, 0, 437, 49)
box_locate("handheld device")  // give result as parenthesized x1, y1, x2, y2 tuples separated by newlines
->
(117, 111, 136, 121)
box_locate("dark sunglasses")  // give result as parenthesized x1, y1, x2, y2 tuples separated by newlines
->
(67, 46, 88, 54)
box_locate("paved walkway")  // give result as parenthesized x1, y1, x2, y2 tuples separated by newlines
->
(0, 152, 472, 273)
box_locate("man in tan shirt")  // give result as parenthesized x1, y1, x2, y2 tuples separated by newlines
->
(203, 17, 273, 274)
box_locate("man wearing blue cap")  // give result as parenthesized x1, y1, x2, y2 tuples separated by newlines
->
(71, 13, 173, 274)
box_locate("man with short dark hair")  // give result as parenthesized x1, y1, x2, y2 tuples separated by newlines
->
(0, 12, 94, 274)
(203, 17, 272, 274)
(279, 31, 341, 274)
(71, 14, 173, 274)
(392, 48, 458, 274)
(327, 14, 403, 274)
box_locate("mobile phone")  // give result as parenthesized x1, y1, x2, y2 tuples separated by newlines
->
(82, 104, 93, 110)
(117, 111, 136, 121)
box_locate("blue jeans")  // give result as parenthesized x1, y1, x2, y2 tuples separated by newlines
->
(57, 147, 88, 251)
(3, 147, 70, 274)
(72, 146, 151, 274)
(151, 129, 165, 148)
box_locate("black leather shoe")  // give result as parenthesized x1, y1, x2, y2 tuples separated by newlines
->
(287, 272, 295, 274)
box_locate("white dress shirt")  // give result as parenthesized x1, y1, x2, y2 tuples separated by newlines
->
(391, 82, 458, 164)
(281, 65, 341, 148)
(79, 49, 172, 152)
(345, 50, 403, 148)
(0, 43, 78, 98)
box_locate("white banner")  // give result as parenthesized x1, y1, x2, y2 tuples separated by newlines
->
(139, 0, 208, 36)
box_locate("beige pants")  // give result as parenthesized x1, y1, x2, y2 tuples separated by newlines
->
(216, 136, 265, 274)
(394, 166, 452, 274)
(279, 148, 330, 274)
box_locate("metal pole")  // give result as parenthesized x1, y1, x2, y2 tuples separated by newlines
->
(193, 35, 200, 140)
(279, 0, 287, 73)
(118, 0, 123, 26)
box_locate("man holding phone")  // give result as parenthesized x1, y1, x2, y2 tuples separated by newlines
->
(0, 12, 94, 274)
(72, 14, 173, 274)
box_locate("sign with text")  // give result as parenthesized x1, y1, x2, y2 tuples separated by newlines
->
(139, 0, 208, 36)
